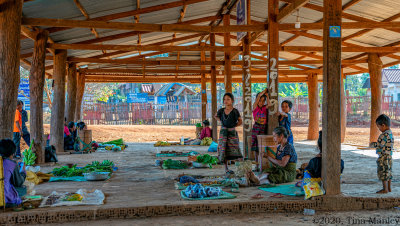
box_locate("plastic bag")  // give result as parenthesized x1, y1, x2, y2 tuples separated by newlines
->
(208, 141, 218, 152)
(303, 181, 325, 199)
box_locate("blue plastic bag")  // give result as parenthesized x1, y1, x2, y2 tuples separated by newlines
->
(208, 141, 218, 152)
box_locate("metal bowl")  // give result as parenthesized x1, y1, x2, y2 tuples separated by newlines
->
(83, 172, 110, 181)
(192, 161, 209, 168)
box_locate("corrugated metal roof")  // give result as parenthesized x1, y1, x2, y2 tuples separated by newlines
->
(383, 69, 400, 83)
(19, 0, 400, 79)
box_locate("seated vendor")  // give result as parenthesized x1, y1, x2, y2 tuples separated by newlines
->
(200, 120, 212, 140)
(304, 131, 344, 179)
(0, 139, 26, 207)
(252, 126, 297, 185)
(64, 121, 76, 151)
(188, 120, 212, 145)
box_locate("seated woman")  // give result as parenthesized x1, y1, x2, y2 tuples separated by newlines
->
(304, 131, 344, 179)
(251, 127, 297, 185)
(187, 120, 212, 145)
(64, 122, 76, 151)
(0, 139, 26, 207)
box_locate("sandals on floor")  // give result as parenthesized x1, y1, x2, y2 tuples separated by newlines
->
(270, 193, 284, 198)
(251, 194, 264, 199)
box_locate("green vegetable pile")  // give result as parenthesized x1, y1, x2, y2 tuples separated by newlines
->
(162, 159, 189, 169)
(23, 140, 36, 166)
(200, 137, 213, 146)
(195, 123, 202, 128)
(196, 154, 218, 168)
(52, 160, 114, 177)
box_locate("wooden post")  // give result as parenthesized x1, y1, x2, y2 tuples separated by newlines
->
(65, 63, 77, 123)
(0, 0, 23, 139)
(200, 43, 207, 121)
(322, 0, 342, 195)
(340, 70, 346, 143)
(50, 50, 67, 153)
(210, 34, 218, 141)
(368, 53, 382, 143)
(267, 0, 279, 134)
(241, 0, 252, 158)
(307, 73, 319, 140)
(29, 30, 48, 164)
(223, 14, 232, 93)
(75, 72, 86, 121)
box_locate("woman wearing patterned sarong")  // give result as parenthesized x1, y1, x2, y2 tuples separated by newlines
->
(251, 88, 270, 168)
(215, 93, 243, 174)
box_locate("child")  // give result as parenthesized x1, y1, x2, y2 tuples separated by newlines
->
(251, 88, 270, 168)
(304, 131, 344, 179)
(13, 100, 23, 158)
(278, 100, 293, 144)
(370, 114, 394, 194)
(200, 119, 212, 140)
(215, 93, 243, 174)
(0, 139, 26, 207)
(20, 101, 30, 147)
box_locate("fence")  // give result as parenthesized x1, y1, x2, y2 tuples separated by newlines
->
(81, 96, 400, 126)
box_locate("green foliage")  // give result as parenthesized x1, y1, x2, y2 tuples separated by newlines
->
(52, 160, 114, 177)
(23, 140, 36, 166)
(344, 73, 369, 96)
(85, 83, 119, 102)
(279, 83, 307, 98)
(196, 154, 218, 168)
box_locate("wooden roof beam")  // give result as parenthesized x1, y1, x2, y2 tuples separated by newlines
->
(277, 0, 309, 22)
(23, 18, 266, 33)
(80, 68, 211, 74)
(45, 0, 209, 34)
(21, 26, 55, 55)
(279, 21, 400, 31)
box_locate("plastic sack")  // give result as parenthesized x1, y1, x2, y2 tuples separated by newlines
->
(303, 181, 325, 199)
(302, 170, 322, 187)
(208, 141, 218, 152)
(39, 189, 105, 207)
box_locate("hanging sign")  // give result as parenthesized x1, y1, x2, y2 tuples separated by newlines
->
(236, 0, 247, 42)
(329, 26, 341, 38)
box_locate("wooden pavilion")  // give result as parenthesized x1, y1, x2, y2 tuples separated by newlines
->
(0, 0, 398, 196)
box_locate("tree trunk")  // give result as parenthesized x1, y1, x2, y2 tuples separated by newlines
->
(307, 73, 319, 140)
(210, 34, 218, 142)
(75, 72, 86, 121)
(50, 50, 67, 154)
(368, 53, 382, 144)
(29, 30, 48, 164)
(65, 63, 77, 123)
(0, 0, 23, 139)
(322, 0, 342, 195)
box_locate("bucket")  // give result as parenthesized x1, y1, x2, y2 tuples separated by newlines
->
(78, 129, 92, 152)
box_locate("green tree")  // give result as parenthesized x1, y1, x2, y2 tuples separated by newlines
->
(279, 83, 307, 97)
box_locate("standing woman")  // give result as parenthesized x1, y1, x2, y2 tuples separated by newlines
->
(215, 93, 243, 174)
(251, 88, 270, 167)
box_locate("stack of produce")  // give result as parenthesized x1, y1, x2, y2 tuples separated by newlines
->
(200, 137, 213, 146)
(195, 154, 218, 168)
(23, 140, 36, 166)
(52, 160, 114, 177)
(154, 141, 171, 147)
(184, 184, 221, 198)
(162, 159, 188, 169)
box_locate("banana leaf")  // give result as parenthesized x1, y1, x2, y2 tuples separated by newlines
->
(101, 138, 124, 145)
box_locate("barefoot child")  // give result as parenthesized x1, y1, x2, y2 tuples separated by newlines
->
(278, 100, 293, 144)
(251, 88, 271, 169)
(215, 93, 243, 174)
(370, 114, 394, 194)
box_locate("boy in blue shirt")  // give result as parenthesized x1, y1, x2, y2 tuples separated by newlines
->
(278, 100, 293, 144)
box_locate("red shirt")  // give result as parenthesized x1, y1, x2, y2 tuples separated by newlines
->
(200, 127, 212, 140)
